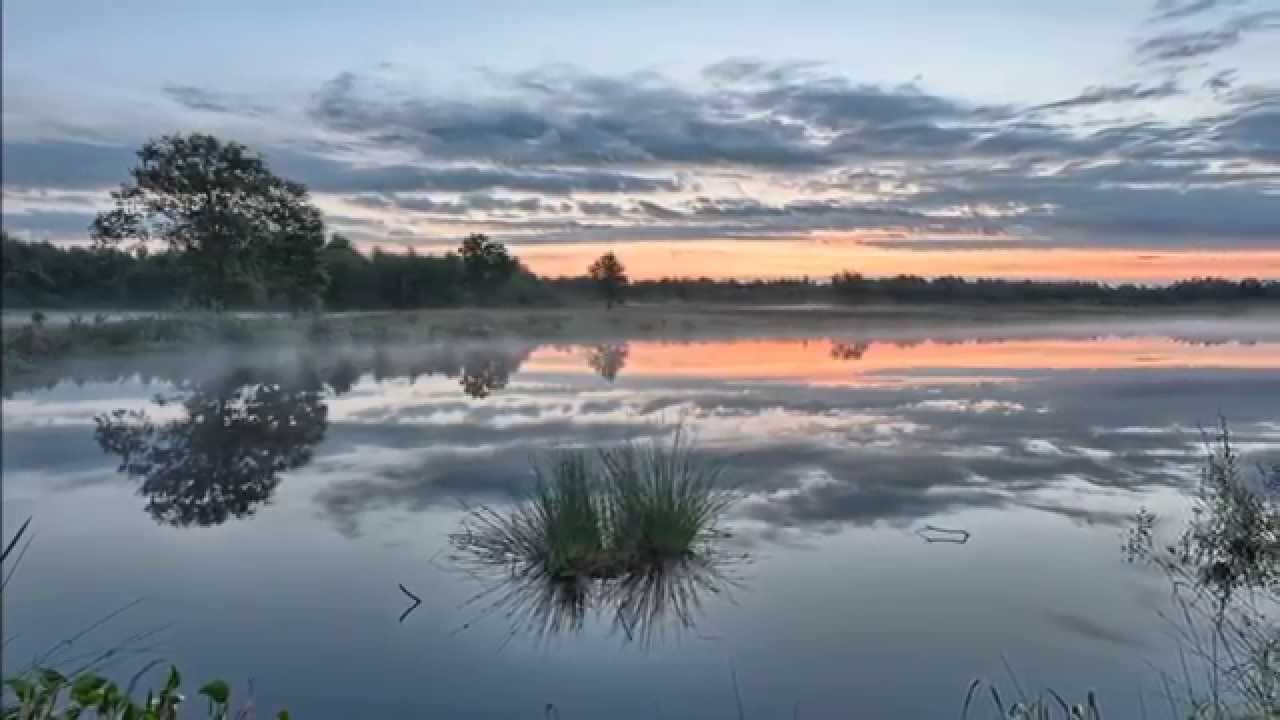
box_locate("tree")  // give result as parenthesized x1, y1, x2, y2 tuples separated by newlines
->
(91, 133, 327, 309)
(459, 233, 517, 296)
(588, 252, 628, 308)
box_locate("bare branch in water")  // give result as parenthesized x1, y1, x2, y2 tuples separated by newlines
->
(398, 583, 423, 623)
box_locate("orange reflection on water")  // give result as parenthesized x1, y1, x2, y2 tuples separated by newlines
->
(527, 337, 1280, 384)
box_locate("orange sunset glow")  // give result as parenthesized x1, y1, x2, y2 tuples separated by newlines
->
(512, 239, 1280, 283)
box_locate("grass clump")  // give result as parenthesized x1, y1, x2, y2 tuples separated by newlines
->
(453, 429, 733, 581)
(460, 452, 612, 579)
(449, 430, 739, 644)
(601, 430, 731, 562)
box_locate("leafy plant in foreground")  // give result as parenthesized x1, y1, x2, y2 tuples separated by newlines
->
(2, 665, 288, 720)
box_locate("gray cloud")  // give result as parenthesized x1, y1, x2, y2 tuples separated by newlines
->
(576, 200, 625, 217)
(347, 192, 572, 217)
(1212, 103, 1280, 162)
(162, 85, 270, 116)
(280, 155, 683, 196)
(1137, 11, 1280, 62)
(1206, 68, 1239, 92)
(1150, 0, 1242, 23)
(1137, 27, 1243, 61)
(2, 139, 683, 201)
(635, 200, 685, 220)
(1032, 80, 1181, 111)
(307, 66, 995, 169)
(310, 69, 830, 168)
(911, 160, 1280, 243)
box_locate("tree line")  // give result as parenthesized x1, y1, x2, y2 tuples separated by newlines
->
(2, 132, 1276, 310)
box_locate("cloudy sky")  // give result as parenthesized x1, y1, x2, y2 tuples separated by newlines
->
(3, 0, 1278, 280)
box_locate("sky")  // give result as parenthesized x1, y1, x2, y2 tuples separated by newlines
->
(3, 0, 1279, 281)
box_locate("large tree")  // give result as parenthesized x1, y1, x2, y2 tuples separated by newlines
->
(91, 133, 327, 309)
(588, 252, 628, 308)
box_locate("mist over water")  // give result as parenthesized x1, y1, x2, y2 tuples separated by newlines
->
(4, 317, 1280, 718)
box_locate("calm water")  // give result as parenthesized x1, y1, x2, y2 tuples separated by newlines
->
(5, 318, 1280, 718)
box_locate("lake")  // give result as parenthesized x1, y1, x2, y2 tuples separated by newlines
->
(4, 316, 1280, 718)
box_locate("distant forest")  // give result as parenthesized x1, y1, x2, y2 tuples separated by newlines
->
(5, 231, 1279, 310)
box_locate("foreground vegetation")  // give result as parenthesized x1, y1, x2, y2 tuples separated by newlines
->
(965, 424, 1280, 719)
(2, 522, 287, 719)
(3, 667, 284, 720)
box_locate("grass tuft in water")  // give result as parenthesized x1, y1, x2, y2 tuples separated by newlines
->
(600, 427, 733, 563)
(452, 429, 733, 581)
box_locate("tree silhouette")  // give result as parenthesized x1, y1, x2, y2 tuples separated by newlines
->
(91, 134, 327, 309)
(459, 233, 517, 296)
(587, 252, 628, 308)
(587, 344, 629, 381)
(94, 369, 329, 527)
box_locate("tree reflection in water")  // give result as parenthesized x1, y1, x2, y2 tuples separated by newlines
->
(456, 545, 741, 648)
(94, 367, 329, 527)
(586, 343, 629, 382)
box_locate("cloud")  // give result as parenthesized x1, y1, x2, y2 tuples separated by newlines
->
(1032, 80, 1181, 111)
(2, 209, 96, 240)
(162, 85, 271, 116)
(576, 200, 625, 217)
(1, 139, 683, 200)
(912, 163, 1280, 243)
(281, 155, 683, 196)
(1149, 0, 1242, 23)
(5, 53, 1277, 250)
(1206, 68, 1239, 92)
(308, 66, 985, 169)
(636, 200, 686, 220)
(1212, 103, 1280, 162)
(310, 70, 801, 167)
(1136, 11, 1280, 62)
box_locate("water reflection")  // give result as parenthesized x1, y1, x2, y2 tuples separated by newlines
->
(17, 330, 1280, 539)
(93, 367, 328, 527)
(586, 344, 629, 382)
(457, 550, 741, 648)
(6, 322, 1280, 719)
